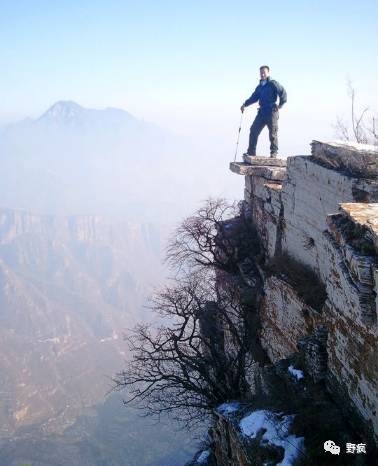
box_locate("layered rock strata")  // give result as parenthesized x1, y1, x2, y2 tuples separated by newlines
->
(229, 140, 378, 442)
(188, 141, 378, 466)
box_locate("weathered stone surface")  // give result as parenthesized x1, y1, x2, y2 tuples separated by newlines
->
(245, 175, 282, 201)
(311, 140, 378, 178)
(247, 166, 287, 181)
(326, 211, 377, 324)
(318, 206, 378, 438)
(282, 156, 378, 272)
(298, 326, 328, 383)
(340, 203, 378, 247)
(243, 155, 287, 167)
(259, 277, 320, 362)
(230, 162, 286, 181)
(248, 196, 279, 258)
(230, 162, 259, 176)
(244, 175, 283, 258)
(212, 415, 251, 466)
(238, 142, 378, 442)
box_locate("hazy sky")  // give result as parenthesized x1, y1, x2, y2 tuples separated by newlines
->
(1, 0, 378, 155)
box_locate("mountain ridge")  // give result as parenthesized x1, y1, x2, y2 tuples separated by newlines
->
(36, 100, 137, 129)
(0, 206, 165, 435)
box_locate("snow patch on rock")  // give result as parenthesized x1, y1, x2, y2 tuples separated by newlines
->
(197, 449, 210, 464)
(239, 410, 305, 466)
(288, 365, 304, 380)
(217, 402, 240, 416)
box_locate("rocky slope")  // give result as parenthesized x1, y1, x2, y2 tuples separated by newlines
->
(0, 208, 164, 436)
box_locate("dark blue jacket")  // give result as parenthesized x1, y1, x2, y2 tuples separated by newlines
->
(244, 77, 287, 114)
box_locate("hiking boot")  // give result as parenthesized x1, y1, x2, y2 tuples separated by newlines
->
(243, 152, 256, 157)
(270, 152, 278, 158)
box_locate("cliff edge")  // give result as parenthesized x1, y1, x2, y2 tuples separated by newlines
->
(190, 140, 378, 465)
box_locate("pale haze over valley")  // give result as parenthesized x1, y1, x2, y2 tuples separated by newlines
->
(0, 1, 377, 465)
(0, 100, 200, 465)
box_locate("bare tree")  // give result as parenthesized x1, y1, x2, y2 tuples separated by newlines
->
(113, 199, 263, 425)
(166, 197, 260, 274)
(365, 115, 378, 142)
(335, 80, 378, 145)
(165, 198, 239, 273)
(113, 272, 254, 425)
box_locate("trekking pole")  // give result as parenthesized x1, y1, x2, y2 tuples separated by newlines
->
(233, 112, 244, 162)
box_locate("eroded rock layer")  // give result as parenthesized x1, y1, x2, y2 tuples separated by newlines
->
(230, 140, 378, 442)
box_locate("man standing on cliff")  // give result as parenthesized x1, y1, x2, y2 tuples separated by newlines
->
(241, 66, 287, 158)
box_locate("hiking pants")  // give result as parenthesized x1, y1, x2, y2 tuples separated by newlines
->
(248, 109, 279, 155)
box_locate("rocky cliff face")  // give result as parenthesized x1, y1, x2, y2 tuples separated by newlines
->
(231, 141, 378, 437)
(190, 141, 378, 465)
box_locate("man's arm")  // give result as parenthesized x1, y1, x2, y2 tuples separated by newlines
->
(244, 86, 260, 107)
(240, 86, 260, 112)
(276, 82, 287, 108)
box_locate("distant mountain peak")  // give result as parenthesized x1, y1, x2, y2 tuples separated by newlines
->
(36, 101, 138, 129)
(38, 101, 85, 124)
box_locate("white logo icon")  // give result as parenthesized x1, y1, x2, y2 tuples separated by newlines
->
(324, 440, 340, 455)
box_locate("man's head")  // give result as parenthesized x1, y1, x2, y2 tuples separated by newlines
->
(260, 66, 270, 80)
